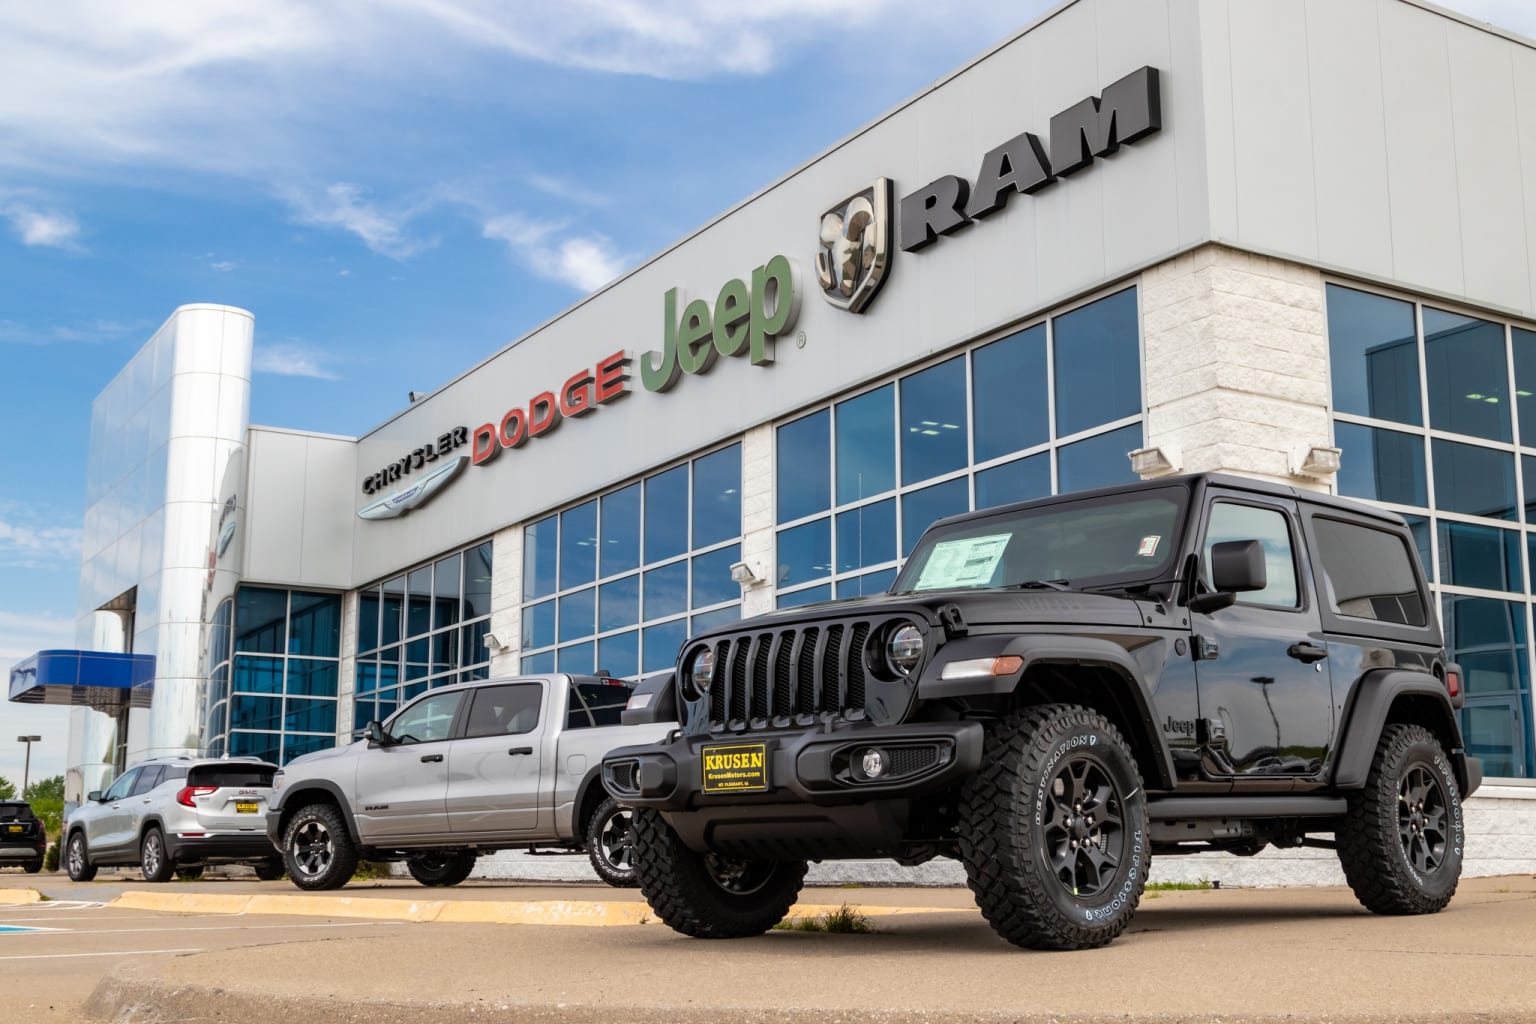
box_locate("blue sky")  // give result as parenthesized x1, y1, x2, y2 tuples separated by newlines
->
(1, 0, 1532, 788)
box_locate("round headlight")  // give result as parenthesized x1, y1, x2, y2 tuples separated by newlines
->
(690, 647, 716, 692)
(887, 624, 925, 676)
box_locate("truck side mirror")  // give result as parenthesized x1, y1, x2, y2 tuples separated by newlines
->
(365, 720, 393, 747)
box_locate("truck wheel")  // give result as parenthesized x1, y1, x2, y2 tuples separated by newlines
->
(406, 850, 476, 887)
(253, 859, 286, 881)
(1337, 723, 1463, 915)
(585, 796, 639, 888)
(66, 831, 97, 882)
(23, 858, 43, 874)
(140, 828, 175, 883)
(958, 702, 1148, 950)
(283, 802, 358, 890)
(631, 808, 806, 937)
(176, 866, 205, 881)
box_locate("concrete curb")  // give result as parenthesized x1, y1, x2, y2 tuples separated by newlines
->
(108, 889, 955, 926)
(0, 888, 42, 905)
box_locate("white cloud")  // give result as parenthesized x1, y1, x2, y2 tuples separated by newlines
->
(483, 213, 625, 292)
(209, 259, 236, 272)
(2, 202, 81, 248)
(284, 183, 436, 259)
(0, 318, 137, 345)
(253, 342, 341, 380)
(0, 517, 82, 565)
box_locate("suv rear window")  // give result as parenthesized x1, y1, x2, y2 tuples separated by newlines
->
(187, 764, 276, 788)
(1311, 517, 1427, 626)
(0, 803, 34, 822)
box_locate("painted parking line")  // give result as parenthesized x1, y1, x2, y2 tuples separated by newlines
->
(5, 921, 398, 936)
(0, 947, 202, 961)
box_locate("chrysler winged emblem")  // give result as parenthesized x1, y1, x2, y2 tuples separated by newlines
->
(815, 178, 891, 314)
(357, 455, 468, 521)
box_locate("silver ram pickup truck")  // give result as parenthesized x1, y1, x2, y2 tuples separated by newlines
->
(265, 673, 670, 889)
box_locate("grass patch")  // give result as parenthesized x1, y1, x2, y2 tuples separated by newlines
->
(352, 860, 393, 881)
(1145, 879, 1214, 891)
(838, 881, 867, 889)
(773, 903, 874, 934)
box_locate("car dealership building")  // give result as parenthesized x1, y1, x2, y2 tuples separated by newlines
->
(12, 0, 1536, 882)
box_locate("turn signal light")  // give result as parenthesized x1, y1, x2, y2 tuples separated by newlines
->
(176, 786, 216, 808)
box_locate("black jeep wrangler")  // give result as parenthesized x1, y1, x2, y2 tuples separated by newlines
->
(603, 473, 1481, 950)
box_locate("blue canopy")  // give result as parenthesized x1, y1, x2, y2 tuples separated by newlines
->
(8, 650, 156, 711)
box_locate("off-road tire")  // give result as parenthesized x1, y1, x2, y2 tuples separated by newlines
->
(958, 703, 1149, 950)
(1337, 723, 1464, 915)
(66, 831, 97, 882)
(282, 802, 359, 891)
(175, 866, 205, 881)
(23, 858, 42, 874)
(631, 807, 806, 938)
(585, 797, 639, 888)
(406, 850, 476, 887)
(140, 829, 175, 883)
(253, 859, 286, 881)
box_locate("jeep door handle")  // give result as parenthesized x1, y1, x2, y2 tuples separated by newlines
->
(1287, 642, 1329, 664)
(508, 746, 533, 756)
(420, 753, 444, 763)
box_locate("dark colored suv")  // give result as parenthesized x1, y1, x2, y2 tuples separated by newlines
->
(605, 473, 1482, 950)
(0, 800, 46, 873)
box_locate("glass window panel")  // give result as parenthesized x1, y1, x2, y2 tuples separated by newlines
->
(1058, 424, 1141, 494)
(558, 587, 596, 644)
(1514, 327, 1536, 444)
(1203, 503, 1298, 608)
(1053, 289, 1140, 437)
(523, 517, 558, 601)
(1424, 307, 1510, 442)
(390, 690, 463, 743)
(1404, 514, 1433, 581)
(406, 565, 432, 637)
(973, 324, 1048, 462)
(430, 629, 457, 676)
(600, 484, 641, 577)
(358, 590, 380, 653)
(900, 357, 968, 485)
(353, 700, 376, 734)
(1432, 439, 1516, 520)
(404, 637, 431, 681)
(403, 681, 429, 701)
(357, 660, 379, 695)
(465, 683, 543, 738)
(1525, 455, 1536, 525)
(378, 646, 401, 691)
(234, 587, 287, 654)
(559, 641, 596, 674)
(902, 477, 970, 557)
(1334, 422, 1428, 506)
(286, 660, 338, 697)
(229, 732, 281, 763)
(1438, 522, 1522, 593)
(837, 567, 898, 599)
(1325, 285, 1422, 426)
(284, 734, 333, 762)
(777, 518, 832, 589)
(521, 651, 556, 674)
(645, 465, 690, 562)
(777, 410, 831, 522)
(559, 500, 598, 590)
(288, 591, 340, 658)
(285, 698, 337, 734)
(463, 542, 493, 619)
(643, 619, 688, 674)
(232, 655, 283, 694)
(460, 620, 489, 667)
(1312, 518, 1428, 626)
(835, 499, 896, 573)
(836, 384, 895, 503)
(778, 584, 832, 609)
(382, 577, 405, 645)
(599, 575, 640, 633)
(644, 561, 689, 620)
(692, 544, 741, 609)
(691, 605, 740, 633)
(693, 444, 741, 548)
(522, 600, 555, 651)
(230, 694, 283, 731)
(433, 553, 462, 631)
(597, 631, 639, 680)
(1441, 595, 1531, 777)
(976, 453, 1050, 510)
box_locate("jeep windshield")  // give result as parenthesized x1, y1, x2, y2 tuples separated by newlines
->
(893, 487, 1188, 594)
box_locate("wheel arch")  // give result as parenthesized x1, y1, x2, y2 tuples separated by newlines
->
(276, 782, 362, 846)
(571, 766, 610, 846)
(1334, 669, 1470, 793)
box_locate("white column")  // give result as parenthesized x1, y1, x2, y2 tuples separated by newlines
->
(738, 423, 776, 617)
(489, 523, 523, 675)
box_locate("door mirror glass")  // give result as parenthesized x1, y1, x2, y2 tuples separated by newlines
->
(86, 790, 102, 803)
(365, 720, 393, 747)
(1210, 539, 1267, 593)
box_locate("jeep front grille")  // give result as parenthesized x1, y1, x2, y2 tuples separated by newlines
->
(705, 619, 880, 729)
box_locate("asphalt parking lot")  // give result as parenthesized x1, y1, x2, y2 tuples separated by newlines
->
(2, 871, 1534, 1023)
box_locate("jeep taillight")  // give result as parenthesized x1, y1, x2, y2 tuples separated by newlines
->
(1445, 667, 1461, 700)
(176, 786, 216, 807)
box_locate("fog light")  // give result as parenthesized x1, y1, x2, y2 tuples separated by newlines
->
(860, 748, 886, 779)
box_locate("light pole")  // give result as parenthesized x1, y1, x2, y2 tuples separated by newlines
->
(16, 735, 41, 798)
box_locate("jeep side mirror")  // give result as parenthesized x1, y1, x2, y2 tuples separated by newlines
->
(86, 790, 102, 803)
(365, 720, 393, 747)
(1211, 539, 1267, 593)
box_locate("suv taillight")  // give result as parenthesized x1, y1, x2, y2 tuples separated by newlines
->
(176, 786, 216, 807)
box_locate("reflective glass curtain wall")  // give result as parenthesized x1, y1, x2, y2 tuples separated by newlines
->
(774, 287, 1143, 605)
(353, 541, 494, 733)
(1329, 282, 1536, 778)
(520, 444, 743, 680)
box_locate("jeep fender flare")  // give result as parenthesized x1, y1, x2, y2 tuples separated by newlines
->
(1333, 669, 1473, 794)
(919, 633, 1174, 789)
(276, 780, 363, 846)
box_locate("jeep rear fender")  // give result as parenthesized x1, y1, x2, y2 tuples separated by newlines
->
(1333, 669, 1474, 794)
(919, 633, 1174, 789)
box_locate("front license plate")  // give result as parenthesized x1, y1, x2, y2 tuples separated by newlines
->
(702, 742, 769, 794)
(235, 801, 259, 814)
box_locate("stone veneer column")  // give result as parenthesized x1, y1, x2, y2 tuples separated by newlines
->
(336, 590, 359, 741)
(489, 523, 523, 675)
(1139, 245, 1335, 493)
(738, 423, 777, 618)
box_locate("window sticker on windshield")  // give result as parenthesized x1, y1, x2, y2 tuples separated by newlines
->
(1138, 535, 1161, 558)
(913, 534, 1011, 590)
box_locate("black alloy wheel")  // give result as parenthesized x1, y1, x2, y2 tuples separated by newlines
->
(1041, 754, 1130, 900)
(585, 797, 639, 888)
(282, 803, 358, 891)
(406, 850, 476, 887)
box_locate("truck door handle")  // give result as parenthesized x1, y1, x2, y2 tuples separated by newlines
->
(420, 753, 444, 763)
(1287, 642, 1328, 664)
(508, 746, 533, 756)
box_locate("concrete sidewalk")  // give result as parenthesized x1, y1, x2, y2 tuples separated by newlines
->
(69, 874, 1536, 1023)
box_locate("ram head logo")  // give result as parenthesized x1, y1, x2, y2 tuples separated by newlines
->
(815, 178, 891, 314)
